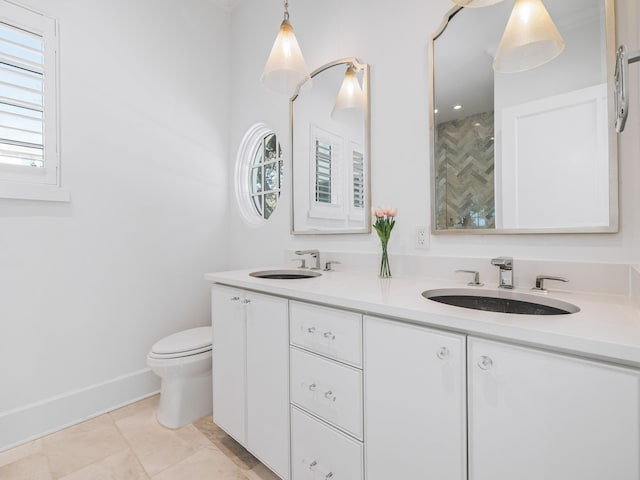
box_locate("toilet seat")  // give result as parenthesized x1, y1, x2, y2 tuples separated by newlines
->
(149, 326, 212, 359)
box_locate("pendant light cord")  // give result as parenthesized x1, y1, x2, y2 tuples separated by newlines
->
(283, 0, 290, 21)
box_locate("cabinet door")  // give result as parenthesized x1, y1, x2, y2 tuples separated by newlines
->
(469, 338, 640, 480)
(246, 292, 289, 480)
(364, 316, 467, 480)
(211, 284, 246, 446)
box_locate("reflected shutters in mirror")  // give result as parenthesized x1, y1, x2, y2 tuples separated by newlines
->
(315, 139, 332, 204)
(291, 58, 371, 234)
(352, 150, 365, 209)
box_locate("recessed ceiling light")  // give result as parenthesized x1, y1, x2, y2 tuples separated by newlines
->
(453, 104, 463, 110)
(434, 109, 439, 114)
(474, 122, 481, 127)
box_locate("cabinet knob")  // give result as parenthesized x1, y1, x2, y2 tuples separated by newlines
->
(436, 347, 450, 360)
(241, 299, 251, 305)
(230, 296, 240, 302)
(309, 460, 317, 469)
(325, 473, 334, 479)
(324, 390, 336, 402)
(308, 383, 317, 391)
(307, 327, 316, 333)
(323, 331, 335, 340)
(478, 355, 493, 371)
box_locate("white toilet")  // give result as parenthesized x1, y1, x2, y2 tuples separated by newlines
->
(146, 326, 213, 429)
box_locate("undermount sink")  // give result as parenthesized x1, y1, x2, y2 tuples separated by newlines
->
(249, 269, 322, 280)
(422, 288, 580, 315)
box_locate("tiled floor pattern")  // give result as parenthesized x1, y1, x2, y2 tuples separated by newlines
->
(0, 395, 280, 480)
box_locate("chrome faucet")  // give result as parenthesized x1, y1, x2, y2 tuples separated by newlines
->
(456, 270, 483, 286)
(295, 249, 321, 270)
(491, 256, 513, 289)
(532, 275, 568, 293)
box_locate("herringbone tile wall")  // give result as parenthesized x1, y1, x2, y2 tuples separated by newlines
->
(435, 111, 495, 230)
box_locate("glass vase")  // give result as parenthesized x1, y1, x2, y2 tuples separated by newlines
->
(379, 242, 391, 278)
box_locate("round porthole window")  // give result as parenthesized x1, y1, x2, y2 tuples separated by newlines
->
(235, 123, 284, 225)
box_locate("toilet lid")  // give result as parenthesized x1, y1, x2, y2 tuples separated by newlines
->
(150, 326, 212, 356)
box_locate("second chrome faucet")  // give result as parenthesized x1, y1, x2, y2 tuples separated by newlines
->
(457, 257, 569, 292)
(295, 249, 321, 270)
(491, 256, 514, 289)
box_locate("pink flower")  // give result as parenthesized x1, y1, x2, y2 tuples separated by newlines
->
(372, 207, 384, 218)
(384, 207, 398, 217)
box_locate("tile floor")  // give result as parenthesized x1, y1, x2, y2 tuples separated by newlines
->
(0, 395, 280, 480)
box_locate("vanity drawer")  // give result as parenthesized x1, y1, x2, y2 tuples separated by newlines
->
(291, 406, 364, 480)
(290, 347, 363, 439)
(290, 301, 362, 366)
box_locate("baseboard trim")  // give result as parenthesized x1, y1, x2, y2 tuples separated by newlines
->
(0, 368, 160, 452)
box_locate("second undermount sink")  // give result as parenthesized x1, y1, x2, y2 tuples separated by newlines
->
(422, 288, 580, 315)
(249, 269, 322, 280)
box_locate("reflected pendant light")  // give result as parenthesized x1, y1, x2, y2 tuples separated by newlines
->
(261, 0, 310, 96)
(493, 0, 565, 73)
(451, 0, 506, 7)
(331, 64, 364, 119)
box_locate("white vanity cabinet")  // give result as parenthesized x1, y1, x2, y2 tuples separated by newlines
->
(468, 338, 640, 480)
(207, 271, 640, 480)
(289, 301, 365, 480)
(364, 315, 467, 480)
(211, 284, 289, 480)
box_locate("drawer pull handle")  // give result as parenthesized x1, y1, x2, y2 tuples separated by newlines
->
(241, 299, 251, 305)
(308, 460, 332, 478)
(436, 347, 450, 360)
(323, 331, 335, 340)
(307, 327, 316, 333)
(308, 383, 317, 391)
(478, 355, 493, 371)
(324, 390, 336, 402)
(230, 296, 240, 302)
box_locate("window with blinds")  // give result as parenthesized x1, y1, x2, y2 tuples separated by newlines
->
(0, 23, 44, 168)
(315, 139, 332, 204)
(352, 150, 364, 209)
(0, 1, 61, 200)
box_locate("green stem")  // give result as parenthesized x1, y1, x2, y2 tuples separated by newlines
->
(379, 242, 391, 278)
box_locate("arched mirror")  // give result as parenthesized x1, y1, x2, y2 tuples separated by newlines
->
(291, 58, 371, 234)
(430, 0, 618, 234)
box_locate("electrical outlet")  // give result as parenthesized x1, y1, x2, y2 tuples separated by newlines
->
(415, 225, 429, 249)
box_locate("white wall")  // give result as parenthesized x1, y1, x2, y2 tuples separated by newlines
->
(226, 0, 640, 268)
(0, 0, 230, 450)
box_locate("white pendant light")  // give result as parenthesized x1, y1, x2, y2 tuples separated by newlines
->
(331, 64, 364, 119)
(451, 0, 506, 7)
(493, 0, 565, 73)
(261, 0, 310, 96)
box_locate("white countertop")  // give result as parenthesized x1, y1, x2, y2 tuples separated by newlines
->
(204, 268, 640, 368)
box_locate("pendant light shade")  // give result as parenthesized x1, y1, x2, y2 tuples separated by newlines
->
(331, 65, 364, 119)
(493, 0, 565, 73)
(451, 0, 506, 7)
(261, 1, 310, 96)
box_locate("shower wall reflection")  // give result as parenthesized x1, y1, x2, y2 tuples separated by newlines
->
(435, 111, 495, 229)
